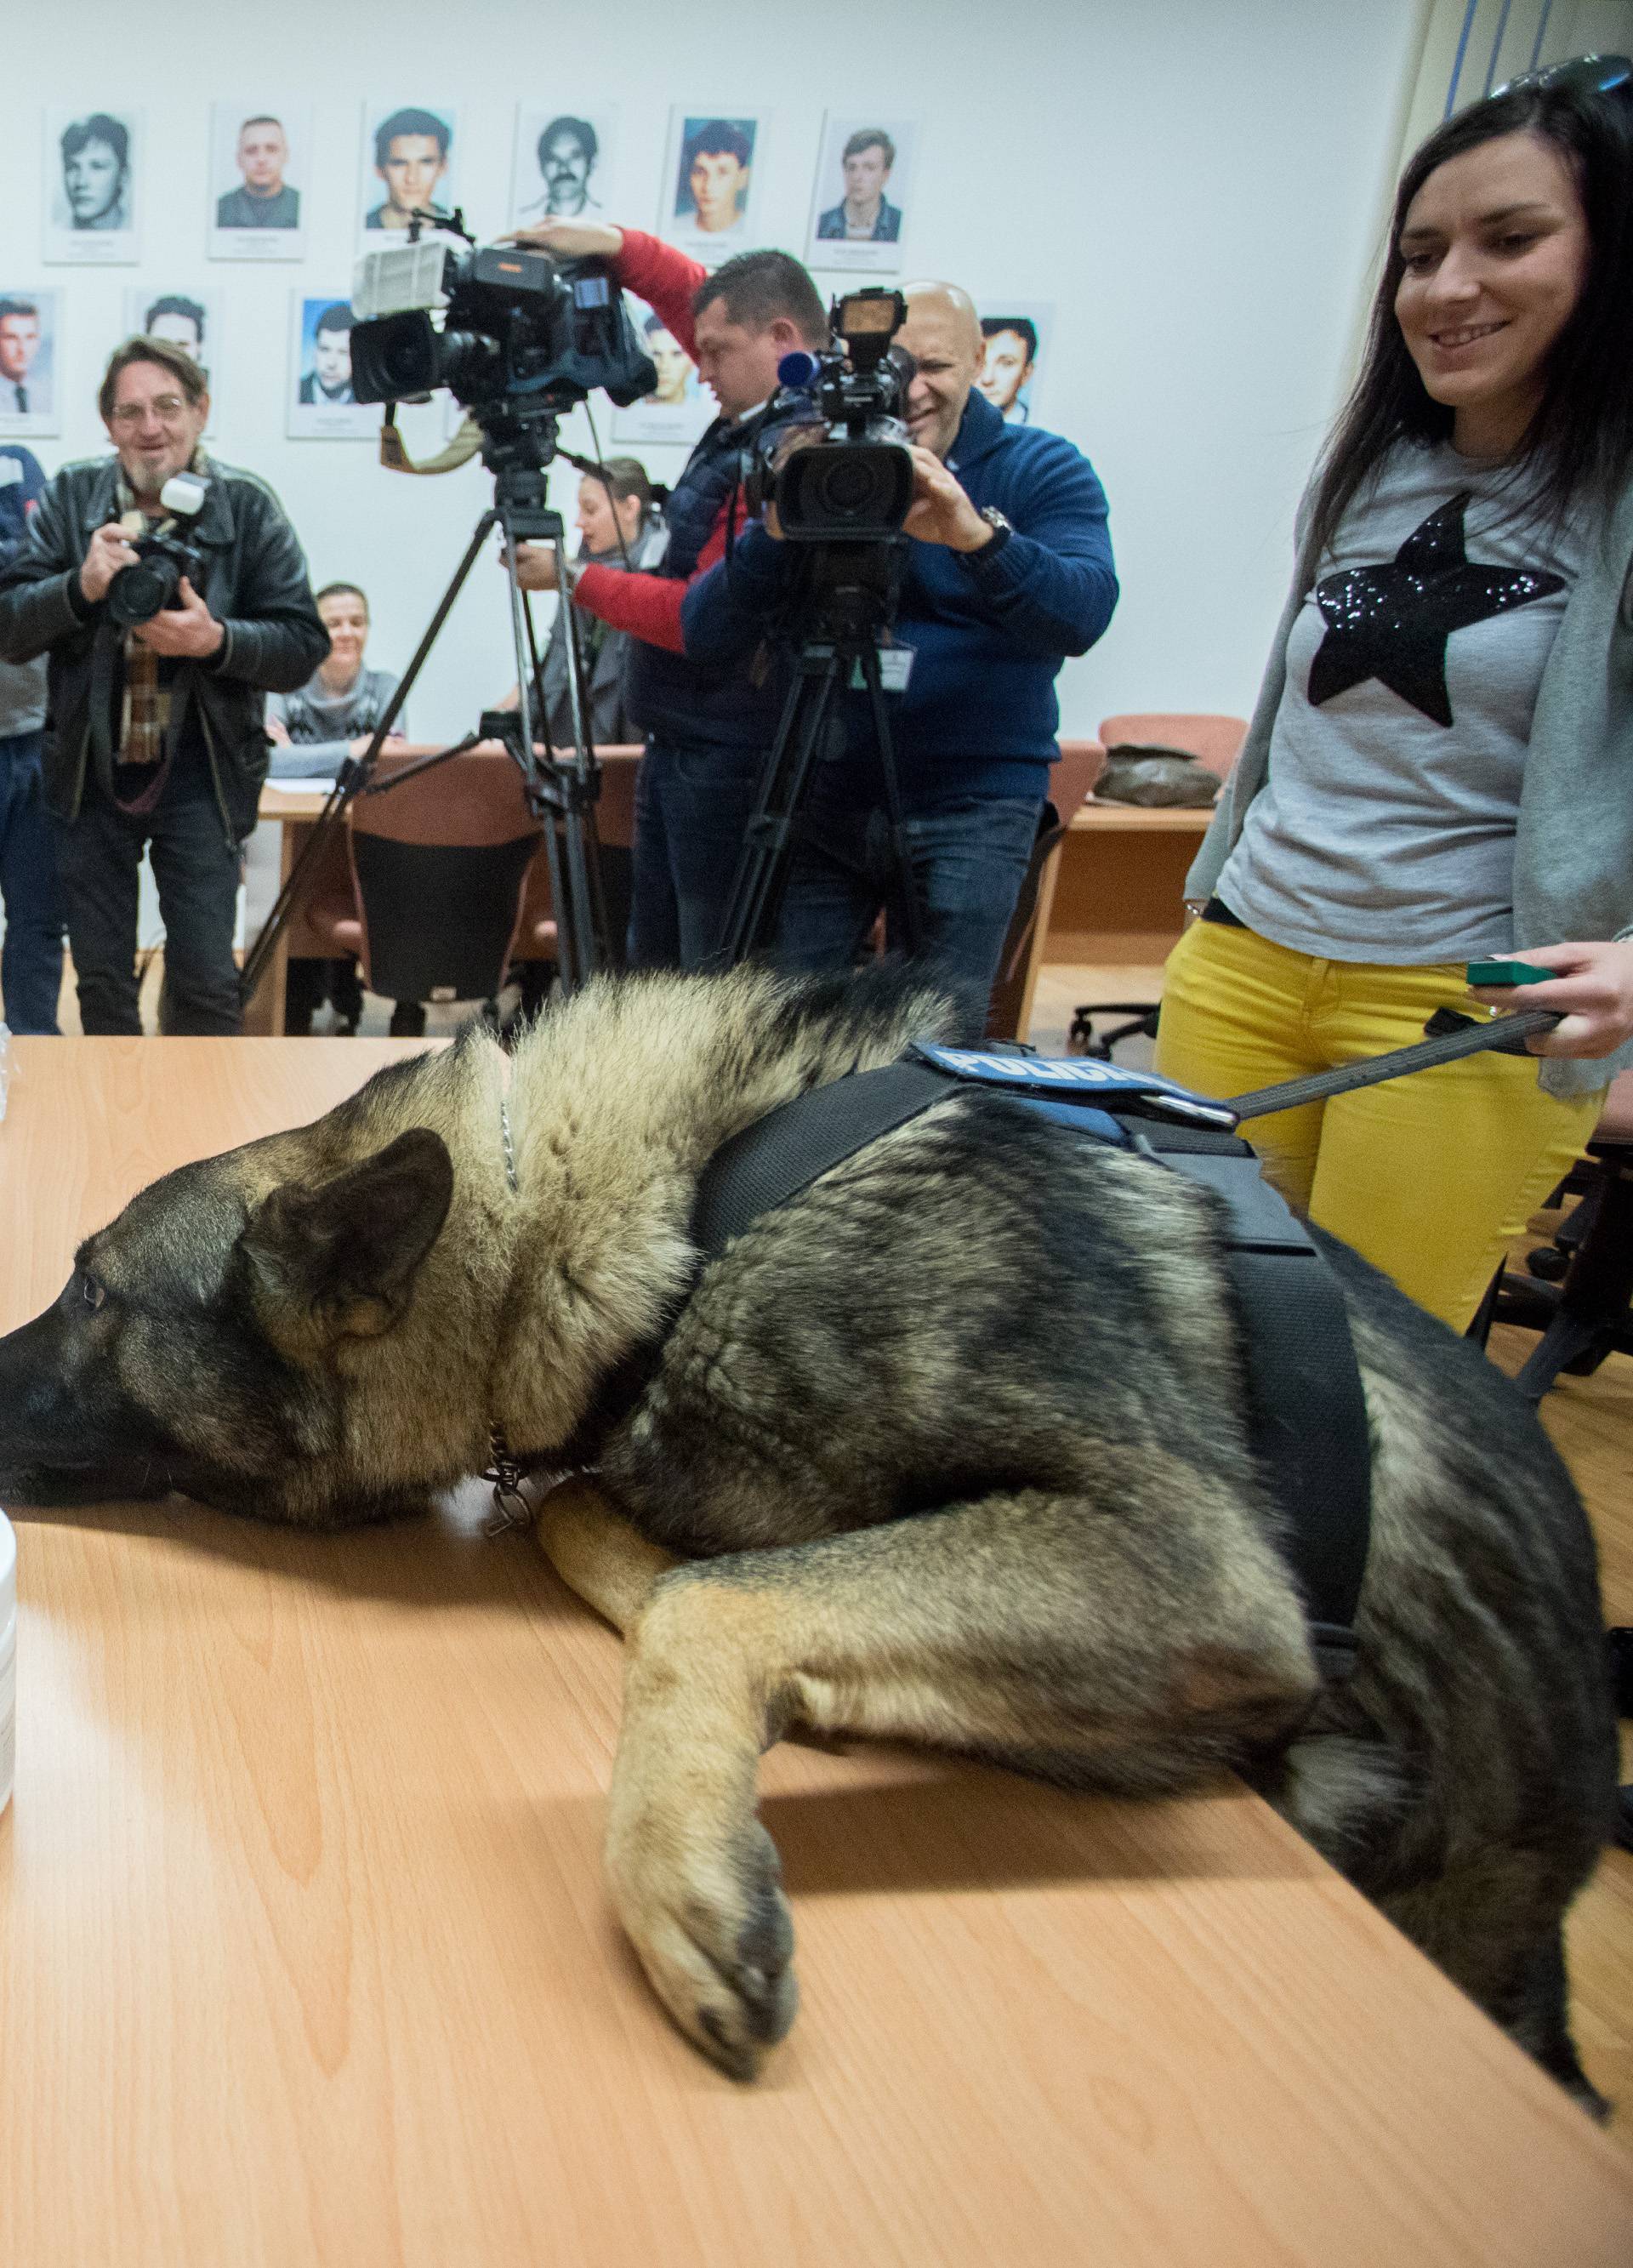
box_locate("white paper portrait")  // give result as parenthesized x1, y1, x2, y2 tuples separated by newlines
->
(976, 302, 1054, 426)
(208, 102, 310, 261)
(287, 293, 379, 440)
(805, 116, 917, 274)
(0, 291, 60, 436)
(44, 107, 141, 265)
(358, 102, 458, 242)
(659, 110, 764, 262)
(611, 296, 713, 447)
(510, 105, 618, 229)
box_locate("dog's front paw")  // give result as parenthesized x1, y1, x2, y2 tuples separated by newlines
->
(607, 1807, 797, 2080)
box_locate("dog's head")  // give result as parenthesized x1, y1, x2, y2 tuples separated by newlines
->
(0, 1126, 459, 1526)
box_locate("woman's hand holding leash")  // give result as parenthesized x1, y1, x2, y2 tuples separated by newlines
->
(1468, 939, 1633, 1057)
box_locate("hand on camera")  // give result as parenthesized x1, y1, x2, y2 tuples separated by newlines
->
(504, 543, 560, 594)
(501, 219, 623, 262)
(1470, 939, 1633, 1059)
(80, 521, 139, 604)
(130, 577, 224, 658)
(902, 448, 995, 552)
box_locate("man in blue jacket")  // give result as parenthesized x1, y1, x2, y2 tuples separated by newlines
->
(680, 280, 1117, 994)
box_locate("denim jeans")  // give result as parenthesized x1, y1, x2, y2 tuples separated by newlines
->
(770, 784, 1045, 998)
(52, 782, 242, 1035)
(628, 738, 768, 971)
(0, 729, 65, 1034)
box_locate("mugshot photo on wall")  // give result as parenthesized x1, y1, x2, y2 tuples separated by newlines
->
(122, 288, 221, 431)
(0, 292, 61, 437)
(287, 294, 378, 440)
(658, 109, 764, 260)
(805, 116, 917, 273)
(358, 101, 458, 240)
(44, 107, 141, 264)
(611, 294, 712, 447)
(510, 105, 618, 229)
(208, 102, 310, 260)
(976, 301, 1054, 426)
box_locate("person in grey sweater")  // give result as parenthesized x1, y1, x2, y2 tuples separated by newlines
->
(266, 579, 405, 1031)
(503, 456, 664, 748)
(1154, 65, 1633, 1333)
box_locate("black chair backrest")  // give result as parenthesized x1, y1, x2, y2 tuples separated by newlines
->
(348, 832, 540, 1005)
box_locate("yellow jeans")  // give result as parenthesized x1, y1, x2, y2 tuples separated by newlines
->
(1151, 917, 1606, 1331)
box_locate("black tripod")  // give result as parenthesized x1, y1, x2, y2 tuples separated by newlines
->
(240, 401, 613, 1015)
(715, 539, 923, 968)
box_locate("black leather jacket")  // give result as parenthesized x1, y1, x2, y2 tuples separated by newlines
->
(0, 453, 328, 839)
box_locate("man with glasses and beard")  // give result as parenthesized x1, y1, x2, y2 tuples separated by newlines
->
(0, 338, 327, 1034)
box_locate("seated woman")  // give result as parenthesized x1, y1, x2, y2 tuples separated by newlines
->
(266, 580, 406, 1033)
(1153, 60, 1633, 1334)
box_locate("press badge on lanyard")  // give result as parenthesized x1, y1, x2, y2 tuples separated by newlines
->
(851, 647, 914, 692)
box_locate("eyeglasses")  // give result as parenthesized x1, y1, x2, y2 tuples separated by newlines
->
(107, 394, 192, 429)
(1490, 53, 1632, 103)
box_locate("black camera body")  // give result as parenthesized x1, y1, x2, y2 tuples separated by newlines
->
(105, 530, 206, 630)
(349, 234, 655, 414)
(746, 288, 917, 544)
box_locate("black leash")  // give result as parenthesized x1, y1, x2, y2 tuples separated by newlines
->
(1226, 1007, 1562, 1122)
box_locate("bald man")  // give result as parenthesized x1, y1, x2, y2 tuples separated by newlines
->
(682, 276, 1118, 1000)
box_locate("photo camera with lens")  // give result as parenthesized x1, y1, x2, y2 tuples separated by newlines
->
(105, 473, 208, 629)
(744, 288, 917, 544)
(347, 231, 655, 414)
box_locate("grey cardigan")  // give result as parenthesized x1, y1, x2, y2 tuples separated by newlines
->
(1187, 470, 1633, 1098)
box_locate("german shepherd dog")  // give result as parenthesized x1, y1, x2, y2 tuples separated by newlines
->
(0, 967, 1616, 2094)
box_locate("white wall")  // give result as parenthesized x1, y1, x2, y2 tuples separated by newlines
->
(3, 0, 1437, 741)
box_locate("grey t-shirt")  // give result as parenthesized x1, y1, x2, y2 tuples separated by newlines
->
(266, 665, 402, 777)
(1216, 443, 1582, 962)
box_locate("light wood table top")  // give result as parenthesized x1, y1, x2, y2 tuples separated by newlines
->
(2, 1040, 1630, 2268)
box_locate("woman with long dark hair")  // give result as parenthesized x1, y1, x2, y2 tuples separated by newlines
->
(1154, 60, 1633, 1331)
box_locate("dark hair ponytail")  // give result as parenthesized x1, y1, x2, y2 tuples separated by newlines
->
(1307, 78, 1633, 563)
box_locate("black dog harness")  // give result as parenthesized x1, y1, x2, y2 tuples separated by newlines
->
(689, 1046, 1371, 1685)
(504, 1047, 1371, 1685)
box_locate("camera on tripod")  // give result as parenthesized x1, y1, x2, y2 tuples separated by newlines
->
(744, 288, 916, 543)
(105, 473, 208, 628)
(347, 228, 655, 413)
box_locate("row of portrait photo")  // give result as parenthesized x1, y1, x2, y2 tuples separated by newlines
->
(37, 102, 935, 275)
(0, 288, 1054, 447)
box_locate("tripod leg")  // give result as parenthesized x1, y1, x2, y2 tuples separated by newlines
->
(856, 641, 923, 959)
(716, 651, 845, 967)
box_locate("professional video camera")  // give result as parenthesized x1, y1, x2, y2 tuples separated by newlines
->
(743, 288, 916, 543)
(347, 225, 655, 413)
(105, 472, 208, 628)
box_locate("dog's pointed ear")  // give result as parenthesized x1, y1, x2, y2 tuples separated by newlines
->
(241, 1129, 454, 1341)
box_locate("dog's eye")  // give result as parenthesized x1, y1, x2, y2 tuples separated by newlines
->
(81, 1274, 106, 1312)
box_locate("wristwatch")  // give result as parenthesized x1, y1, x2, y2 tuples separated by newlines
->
(974, 505, 1014, 555)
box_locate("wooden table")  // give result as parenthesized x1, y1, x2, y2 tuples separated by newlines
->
(2, 1040, 1630, 2268)
(1048, 801, 1215, 966)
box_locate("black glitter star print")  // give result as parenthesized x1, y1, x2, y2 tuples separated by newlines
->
(1306, 493, 1565, 727)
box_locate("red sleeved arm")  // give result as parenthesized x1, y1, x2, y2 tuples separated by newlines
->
(573, 510, 731, 657)
(612, 230, 708, 359)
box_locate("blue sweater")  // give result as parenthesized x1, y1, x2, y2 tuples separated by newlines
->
(680, 388, 1117, 806)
